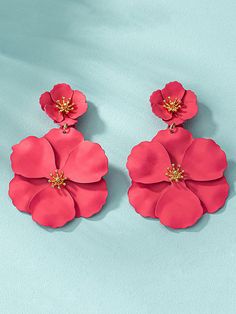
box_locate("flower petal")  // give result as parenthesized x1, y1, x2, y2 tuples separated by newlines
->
(11, 136, 56, 179)
(150, 90, 172, 121)
(127, 141, 171, 184)
(152, 127, 193, 165)
(182, 138, 227, 181)
(30, 186, 75, 228)
(63, 141, 108, 183)
(66, 179, 108, 218)
(167, 115, 184, 126)
(39, 92, 63, 122)
(161, 81, 185, 100)
(50, 83, 73, 102)
(44, 128, 84, 169)
(9, 175, 48, 213)
(68, 90, 88, 119)
(186, 177, 229, 213)
(128, 181, 170, 218)
(178, 90, 198, 121)
(39, 91, 50, 110)
(59, 116, 77, 126)
(45, 104, 64, 123)
(156, 183, 203, 229)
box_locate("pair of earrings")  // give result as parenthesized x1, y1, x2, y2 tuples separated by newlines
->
(9, 82, 229, 230)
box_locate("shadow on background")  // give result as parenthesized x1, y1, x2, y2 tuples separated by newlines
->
(41, 218, 81, 233)
(166, 214, 210, 234)
(225, 160, 236, 200)
(77, 101, 106, 140)
(185, 102, 217, 138)
(91, 164, 130, 221)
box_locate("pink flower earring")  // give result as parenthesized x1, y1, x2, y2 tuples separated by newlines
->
(9, 83, 108, 228)
(126, 81, 229, 229)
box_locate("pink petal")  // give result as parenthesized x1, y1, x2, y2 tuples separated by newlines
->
(68, 90, 88, 119)
(126, 141, 171, 184)
(44, 127, 84, 169)
(128, 181, 170, 218)
(39, 91, 50, 110)
(50, 83, 73, 102)
(152, 127, 193, 165)
(186, 177, 229, 213)
(30, 186, 75, 228)
(156, 183, 203, 229)
(39, 92, 63, 123)
(182, 138, 227, 181)
(45, 104, 64, 123)
(150, 90, 172, 121)
(66, 179, 108, 218)
(178, 90, 198, 121)
(59, 116, 77, 126)
(161, 81, 185, 100)
(11, 136, 56, 179)
(63, 141, 108, 183)
(9, 175, 48, 213)
(166, 115, 184, 126)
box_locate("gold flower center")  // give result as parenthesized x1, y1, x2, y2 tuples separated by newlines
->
(163, 96, 181, 113)
(48, 170, 67, 189)
(56, 97, 74, 114)
(165, 164, 184, 182)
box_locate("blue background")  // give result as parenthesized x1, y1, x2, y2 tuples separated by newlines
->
(1, 0, 236, 313)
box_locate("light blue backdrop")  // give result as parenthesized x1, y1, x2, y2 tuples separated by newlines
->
(0, 0, 236, 313)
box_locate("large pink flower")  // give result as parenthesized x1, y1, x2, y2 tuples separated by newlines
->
(9, 128, 108, 228)
(127, 127, 229, 229)
(40, 83, 88, 126)
(150, 81, 198, 125)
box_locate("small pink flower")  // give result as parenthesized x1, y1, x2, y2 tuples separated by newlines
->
(9, 128, 108, 228)
(40, 83, 88, 126)
(127, 127, 229, 229)
(150, 81, 198, 125)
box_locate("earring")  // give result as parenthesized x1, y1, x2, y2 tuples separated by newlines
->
(126, 81, 229, 229)
(9, 83, 108, 228)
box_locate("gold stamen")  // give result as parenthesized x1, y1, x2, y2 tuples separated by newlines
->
(48, 170, 67, 189)
(56, 96, 74, 114)
(165, 164, 184, 182)
(163, 96, 182, 113)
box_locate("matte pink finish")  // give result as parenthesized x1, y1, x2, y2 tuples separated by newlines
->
(9, 175, 47, 213)
(156, 182, 203, 229)
(152, 127, 193, 165)
(66, 179, 108, 218)
(127, 140, 171, 184)
(40, 83, 88, 126)
(150, 81, 198, 125)
(182, 138, 227, 181)
(11, 136, 56, 179)
(186, 178, 229, 213)
(127, 127, 229, 229)
(9, 128, 108, 228)
(44, 128, 84, 169)
(31, 187, 75, 228)
(63, 141, 108, 183)
(128, 182, 170, 218)
(50, 83, 73, 102)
